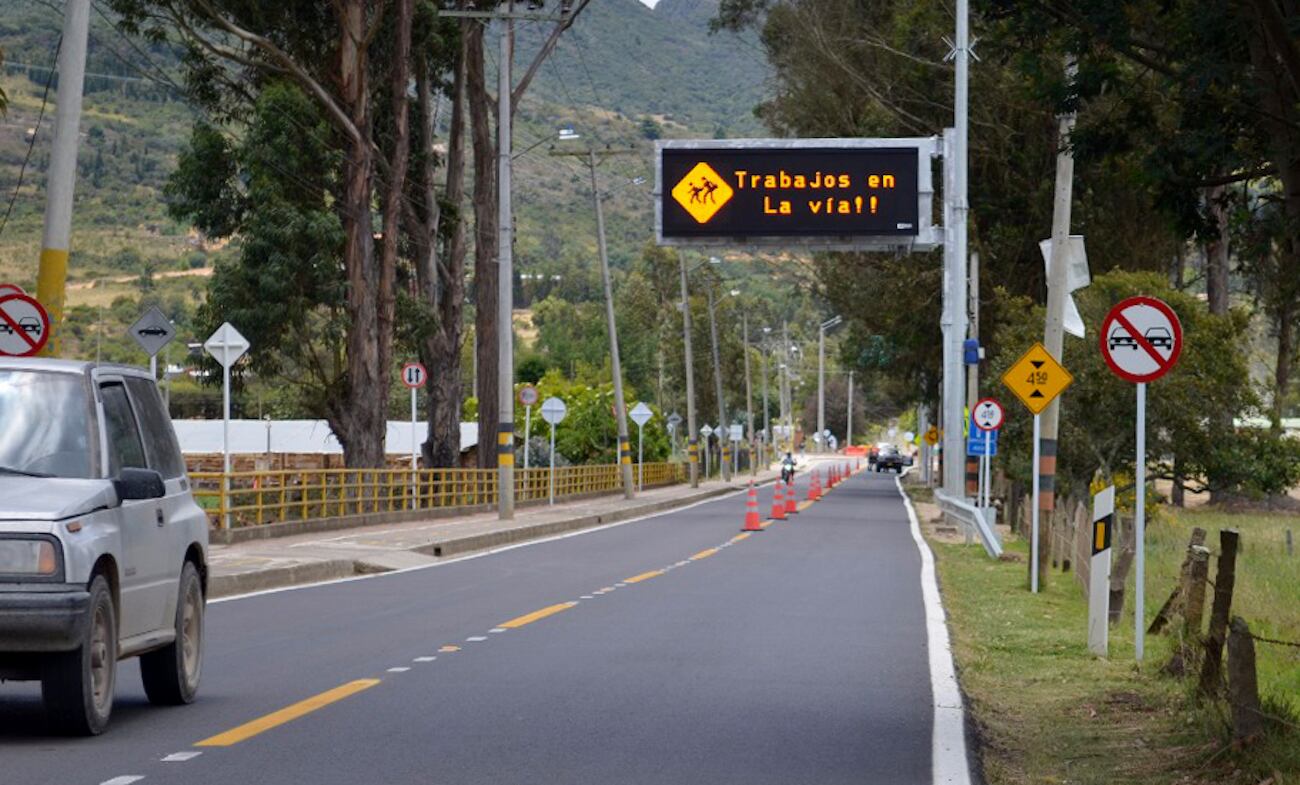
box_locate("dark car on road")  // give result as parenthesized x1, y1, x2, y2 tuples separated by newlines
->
(875, 446, 905, 473)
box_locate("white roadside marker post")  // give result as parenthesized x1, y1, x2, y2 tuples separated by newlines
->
(1089, 485, 1115, 656)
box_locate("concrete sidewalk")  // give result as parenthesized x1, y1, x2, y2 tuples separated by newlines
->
(206, 464, 805, 598)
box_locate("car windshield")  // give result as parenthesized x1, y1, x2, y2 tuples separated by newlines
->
(0, 370, 95, 479)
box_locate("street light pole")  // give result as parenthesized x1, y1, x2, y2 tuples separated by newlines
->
(817, 315, 842, 454)
(743, 313, 755, 477)
(706, 286, 730, 481)
(760, 328, 771, 467)
(847, 369, 855, 449)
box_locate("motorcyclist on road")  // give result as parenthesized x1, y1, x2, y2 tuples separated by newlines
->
(781, 452, 796, 484)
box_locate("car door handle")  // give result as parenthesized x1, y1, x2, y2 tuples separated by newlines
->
(156, 508, 165, 527)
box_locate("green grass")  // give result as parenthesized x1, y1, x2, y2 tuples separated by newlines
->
(916, 489, 1300, 784)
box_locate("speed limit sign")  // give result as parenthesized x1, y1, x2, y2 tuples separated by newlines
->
(401, 362, 428, 389)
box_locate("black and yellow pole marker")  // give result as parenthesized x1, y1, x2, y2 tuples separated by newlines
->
(1088, 485, 1115, 656)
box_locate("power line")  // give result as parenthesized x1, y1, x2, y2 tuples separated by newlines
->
(0, 34, 61, 241)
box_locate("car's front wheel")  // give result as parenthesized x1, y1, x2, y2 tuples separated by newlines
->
(141, 561, 204, 706)
(42, 575, 116, 736)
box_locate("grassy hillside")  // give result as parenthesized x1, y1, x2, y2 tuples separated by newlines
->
(0, 0, 770, 362)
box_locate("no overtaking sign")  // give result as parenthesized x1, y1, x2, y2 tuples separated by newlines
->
(1100, 296, 1183, 383)
(0, 293, 51, 357)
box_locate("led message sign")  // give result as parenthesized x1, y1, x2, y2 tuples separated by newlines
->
(655, 139, 937, 249)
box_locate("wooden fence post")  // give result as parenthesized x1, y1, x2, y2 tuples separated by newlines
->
(1227, 616, 1264, 745)
(1198, 529, 1240, 697)
(1149, 527, 1208, 635)
(1164, 545, 1210, 676)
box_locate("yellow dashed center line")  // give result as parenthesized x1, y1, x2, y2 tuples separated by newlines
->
(439, 645, 461, 652)
(731, 532, 752, 542)
(690, 548, 719, 561)
(499, 602, 577, 629)
(195, 679, 381, 747)
(623, 570, 663, 584)
(798, 500, 814, 511)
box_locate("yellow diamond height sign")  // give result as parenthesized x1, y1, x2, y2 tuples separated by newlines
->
(671, 162, 734, 224)
(1002, 341, 1073, 415)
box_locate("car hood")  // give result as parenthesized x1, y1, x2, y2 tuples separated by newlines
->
(0, 477, 116, 521)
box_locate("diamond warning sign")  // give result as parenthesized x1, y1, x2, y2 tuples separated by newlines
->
(1002, 342, 1073, 415)
(670, 162, 734, 224)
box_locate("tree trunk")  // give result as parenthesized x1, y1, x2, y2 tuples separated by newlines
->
(1198, 529, 1240, 696)
(421, 31, 469, 469)
(1204, 185, 1230, 316)
(337, 0, 383, 468)
(466, 24, 500, 470)
(1246, 2, 1300, 432)
(376, 0, 413, 457)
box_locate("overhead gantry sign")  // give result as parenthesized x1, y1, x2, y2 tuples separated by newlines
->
(655, 138, 940, 252)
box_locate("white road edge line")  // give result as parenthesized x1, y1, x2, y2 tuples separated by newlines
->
(489, 628, 507, 633)
(894, 469, 973, 785)
(161, 751, 202, 762)
(465, 636, 487, 642)
(387, 666, 411, 672)
(99, 777, 145, 785)
(413, 656, 436, 662)
(211, 487, 752, 604)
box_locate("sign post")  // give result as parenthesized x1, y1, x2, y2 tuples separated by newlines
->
(1002, 342, 1073, 593)
(0, 292, 51, 358)
(401, 362, 428, 509)
(1089, 485, 1116, 657)
(1100, 295, 1183, 661)
(971, 398, 1004, 512)
(630, 402, 653, 491)
(519, 385, 539, 470)
(129, 305, 176, 380)
(541, 397, 568, 505)
(731, 424, 744, 475)
(204, 323, 250, 530)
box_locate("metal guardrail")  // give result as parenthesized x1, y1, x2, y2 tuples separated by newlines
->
(933, 488, 1003, 558)
(191, 462, 687, 529)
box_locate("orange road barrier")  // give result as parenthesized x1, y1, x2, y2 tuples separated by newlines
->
(771, 480, 787, 520)
(742, 482, 764, 531)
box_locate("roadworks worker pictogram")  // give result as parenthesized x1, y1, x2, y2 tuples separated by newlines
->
(671, 162, 734, 224)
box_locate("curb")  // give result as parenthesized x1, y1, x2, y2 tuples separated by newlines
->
(209, 559, 359, 599)
(207, 481, 757, 599)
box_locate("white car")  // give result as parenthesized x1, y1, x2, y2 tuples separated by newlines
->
(0, 359, 208, 735)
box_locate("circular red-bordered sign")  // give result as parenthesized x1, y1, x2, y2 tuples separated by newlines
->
(972, 398, 1004, 431)
(518, 385, 539, 407)
(0, 292, 51, 357)
(400, 362, 428, 389)
(1099, 295, 1183, 383)
(0, 283, 27, 298)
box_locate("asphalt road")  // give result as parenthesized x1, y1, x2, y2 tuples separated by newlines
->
(0, 466, 948, 785)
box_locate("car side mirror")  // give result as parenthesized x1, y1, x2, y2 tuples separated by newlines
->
(114, 468, 166, 502)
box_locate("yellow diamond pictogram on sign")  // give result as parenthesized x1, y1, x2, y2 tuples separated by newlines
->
(671, 162, 734, 224)
(1001, 341, 1073, 415)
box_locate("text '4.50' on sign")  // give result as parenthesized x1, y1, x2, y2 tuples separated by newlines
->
(1001, 342, 1073, 415)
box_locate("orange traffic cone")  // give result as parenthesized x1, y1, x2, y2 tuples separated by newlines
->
(785, 478, 799, 515)
(809, 471, 821, 501)
(743, 482, 763, 531)
(771, 480, 786, 520)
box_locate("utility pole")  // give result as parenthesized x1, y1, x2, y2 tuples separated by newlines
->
(678, 257, 699, 487)
(847, 370, 855, 448)
(496, 10, 515, 518)
(743, 313, 755, 477)
(781, 322, 792, 453)
(552, 146, 638, 497)
(760, 327, 771, 467)
(817, 315, 842, 454)
(1039, 58, 1079, 588)
(941, 0, 972, 498)
(35, 0, 90, 356)
(443, 0, 582, 519)
(706, 287, 730, 481)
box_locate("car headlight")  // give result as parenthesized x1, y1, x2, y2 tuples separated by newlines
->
(0, 536, 62, 580)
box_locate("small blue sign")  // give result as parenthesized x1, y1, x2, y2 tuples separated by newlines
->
(967, 415, 999, 457)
